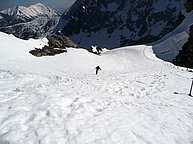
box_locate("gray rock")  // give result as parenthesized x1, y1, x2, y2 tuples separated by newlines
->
(29, 34, 79, 57)
(29, 46, 67, 57)
(48, 34, 79, 48)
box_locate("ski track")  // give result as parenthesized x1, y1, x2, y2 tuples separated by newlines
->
(0, 44, 193, 144)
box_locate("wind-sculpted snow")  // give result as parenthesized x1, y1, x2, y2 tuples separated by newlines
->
(0, 32, 193, 144)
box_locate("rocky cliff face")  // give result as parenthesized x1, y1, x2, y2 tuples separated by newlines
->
(56, 0, 186, 48)
(47, 34, 79, 49)
(0, 3, 60, 39)
(173, 24, 193, 68)
(172, 0, 193, 68)
(186, 0, 193, 12)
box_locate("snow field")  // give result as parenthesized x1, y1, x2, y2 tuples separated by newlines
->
(0, 32, 193, 144)
(0, 67, 193, 144)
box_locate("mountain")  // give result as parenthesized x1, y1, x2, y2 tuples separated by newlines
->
(1, 1, 193, 143)
(152, 10, 193, 62)
(0, 3, 60, 39)
(55, 0, 187, 48)
(170, 1, 193, 68)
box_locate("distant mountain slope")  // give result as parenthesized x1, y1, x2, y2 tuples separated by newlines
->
(152, 9, 193, 62)
(173, 24, 193, 68)
(56, 0, 187, 48)
(0, 3, 60, 39)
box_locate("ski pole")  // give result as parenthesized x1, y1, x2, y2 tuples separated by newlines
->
(189, 78, 193, 96)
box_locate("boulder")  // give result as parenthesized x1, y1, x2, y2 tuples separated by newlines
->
(29, 45, 67, 57)
(48, 34, 79, 49)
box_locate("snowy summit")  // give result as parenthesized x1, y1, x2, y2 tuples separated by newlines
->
(0, 3, 58, 19)
(0, 3, 60, 39)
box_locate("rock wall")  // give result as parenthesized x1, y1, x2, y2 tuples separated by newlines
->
(173, 25, 193, 68)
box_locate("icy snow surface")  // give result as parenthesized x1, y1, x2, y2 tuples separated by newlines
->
(0, 32, 193, 144)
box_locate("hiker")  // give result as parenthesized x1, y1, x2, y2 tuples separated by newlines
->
(96, 46, 102, 55)
(95, 66, 101, 75)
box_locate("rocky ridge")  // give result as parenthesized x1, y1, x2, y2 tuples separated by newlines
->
(0, 3, 60, 39)
(56, 0, 187, 48)
(29, 34, 79, 57)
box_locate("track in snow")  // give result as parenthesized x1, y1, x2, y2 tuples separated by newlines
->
(0, 44, 193, 144)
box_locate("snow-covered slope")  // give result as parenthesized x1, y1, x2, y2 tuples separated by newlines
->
(0, 3, 60, 39)
(0, 32, 193, 144)
(56, 0, 186, 48)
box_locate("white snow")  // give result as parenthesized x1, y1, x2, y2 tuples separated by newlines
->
(0, 31, 193, 144)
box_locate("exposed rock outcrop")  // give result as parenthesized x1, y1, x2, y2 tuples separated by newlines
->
(186, 0, 193, 12)
(47, 34, 79, 48)
(29, 34, 79, 57)
(173, 25, 193, 68)
(29, 46, 67, 57)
